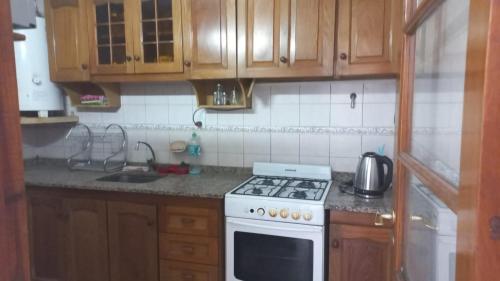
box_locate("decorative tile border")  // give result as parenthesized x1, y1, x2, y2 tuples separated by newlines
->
(81, 123, 395, 135)
(412, 127, 462, 135)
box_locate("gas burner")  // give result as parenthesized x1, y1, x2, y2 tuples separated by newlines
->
(296, 181, 316, 189)
(260, 179, 276, 186)
(251, 187, 263, 195)
(230, 167, 332, 201)
(293, 190, 307, 199)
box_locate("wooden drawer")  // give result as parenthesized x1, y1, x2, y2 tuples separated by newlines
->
(160, 234, 219, 265)
(159, 205, 219, 237)
(160, 260, 219, 281)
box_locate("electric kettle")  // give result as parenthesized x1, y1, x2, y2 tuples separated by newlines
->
(353, 152, 393, 198)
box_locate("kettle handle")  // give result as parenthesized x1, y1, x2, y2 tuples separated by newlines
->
(379, 155, 393, 192)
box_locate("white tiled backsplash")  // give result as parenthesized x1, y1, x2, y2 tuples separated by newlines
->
(22, 79, 397, 172)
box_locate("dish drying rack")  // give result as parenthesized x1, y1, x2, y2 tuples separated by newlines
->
(66, 123, 127, 172)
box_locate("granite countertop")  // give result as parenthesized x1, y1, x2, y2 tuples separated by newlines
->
(24, 160, 253, 199)
(24, 160, 393, 214)
(327, 172, 393, 214)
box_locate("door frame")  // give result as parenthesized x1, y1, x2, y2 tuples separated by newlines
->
(393, 0, 500, 280)
(0, 1, 30, 280)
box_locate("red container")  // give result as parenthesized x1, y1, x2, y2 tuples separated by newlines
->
(156, 164, 189, 175)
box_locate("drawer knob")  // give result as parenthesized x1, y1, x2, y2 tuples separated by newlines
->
(332, 239, 340, 248)
(184, 60, 191, 67)
(126, 55, 132, 62)
(279, 56, 288, 63)
(81, 64, 88, 70)
(182, 245, 195, 254)
(182, 273, 194, 280)
(339, 53, 347, 60)
(181, 217, 196, 225)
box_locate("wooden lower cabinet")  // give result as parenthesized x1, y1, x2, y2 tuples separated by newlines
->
(27, 188, 224, 281)
(28, 196, 110, 281)
(160, 260, 219, 281)
(158, 199, 223, 281)
(28, 195, 65, 281)
(159, 205, 219, 237)
(63, 198, 109, 281)
(108, 202, 158, 281)
(329, 224, 393, 281)
(159, 234, 219, 265)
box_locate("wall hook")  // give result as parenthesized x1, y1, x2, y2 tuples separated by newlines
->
(350, 93, 357, 109)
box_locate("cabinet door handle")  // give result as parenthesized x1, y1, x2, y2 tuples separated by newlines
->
(339, 53, 348, 60)
(182, 272, 194, 280)
(279, 56, 288, 63)
(181, 246, 195, 254)
(81, 63, 88, 70)
(181, 217, 195, 225)
(126, 55, 132, 62)
(490, 216, 500, 240)
(147, 220, 155, 227)
(375, 212, 394, 226)
(134, 55, 141, 62)
(332, 239, 340, 248)
(184, 60, 191, 67)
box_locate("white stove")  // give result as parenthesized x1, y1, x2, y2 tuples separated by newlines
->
(225, 162, 332, 281)
(225, 162, 332, 226)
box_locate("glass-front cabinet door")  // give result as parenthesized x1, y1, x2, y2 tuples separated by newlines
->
(87, 0, 183, 74)
(132, 0, 183, 73)
(87, 0, 134, 74)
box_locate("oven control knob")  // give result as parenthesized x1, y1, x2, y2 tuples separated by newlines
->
(280, 209, 289, 218)
(268, 208, 278, 217)
(291, 212, 301, 220)
(303, 212, 313, 221)
(257, 208, 265, 216)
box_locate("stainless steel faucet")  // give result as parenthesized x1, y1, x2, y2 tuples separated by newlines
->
(135, 141, 156, 172)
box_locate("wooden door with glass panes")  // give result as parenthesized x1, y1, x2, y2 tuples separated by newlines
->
(87, 0, 134, 74)
(394, 0, 500, 280)
(132, 0, 184, 73)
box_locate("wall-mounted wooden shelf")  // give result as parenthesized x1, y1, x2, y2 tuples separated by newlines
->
(20, 116, 79, 125)
(60, 82, 121, 110)
(191, 79, 255, 110)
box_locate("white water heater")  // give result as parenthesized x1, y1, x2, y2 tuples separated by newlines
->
(14, 17, 64, 116)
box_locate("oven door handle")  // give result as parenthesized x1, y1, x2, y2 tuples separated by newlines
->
(227, 220, 322, 233)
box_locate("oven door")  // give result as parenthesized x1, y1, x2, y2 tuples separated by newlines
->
(226, 217, 324, 281)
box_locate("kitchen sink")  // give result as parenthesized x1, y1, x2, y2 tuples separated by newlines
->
(96, 172, 164, 183)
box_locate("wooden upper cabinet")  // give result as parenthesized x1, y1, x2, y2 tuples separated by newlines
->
(131, 0, 184, 73)
(87, 0, 134, 74)
(286, 0, 335, 76)
(87, 0, 183, 75)
(329, 224, 393, 281)
(45, 0, 90, 81)
(63, 198, 109, 281)
(237, 0, 335, 78)
(335, 0, 401, 77)
(182, 0, 237, 79)
(236, 0, 282, 77)
(108, 202, 158, 281)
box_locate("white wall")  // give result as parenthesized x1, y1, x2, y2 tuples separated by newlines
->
(22, 79, 397, 172)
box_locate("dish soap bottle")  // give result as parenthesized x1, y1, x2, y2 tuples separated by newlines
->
(187, 132, 202, 175)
